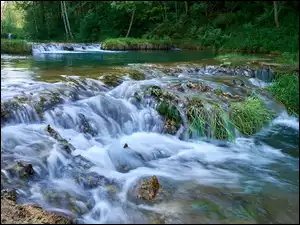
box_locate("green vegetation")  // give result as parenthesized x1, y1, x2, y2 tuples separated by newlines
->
(1, 1, 298, 53)
(157, 100, 182, 125)
(187, 98, 234, 140)
(230, 97, 274, 136)
(102, 38, 172, 50)
(267, 74, 299, 116)
(1, 39, 32, 55)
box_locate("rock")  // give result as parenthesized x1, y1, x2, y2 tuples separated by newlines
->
(46, 125, 74, 153)
(17, 162, 34, 176)
(6, 162, 35, 180)
(123, 143, 129, 148)
(164, 119, 178, 135)
(63, 45, 74, 51)
(137, 175, 160, 201)
(1, 198, 72, 224)
(170, 84, 185, 92)
(78, 113, 97, 136)
(1, 189, 17, 202)
(186, 82, 211, 92)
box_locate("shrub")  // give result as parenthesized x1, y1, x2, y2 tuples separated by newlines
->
(1, 39, 32, 54)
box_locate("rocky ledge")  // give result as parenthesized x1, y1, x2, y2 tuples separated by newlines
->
(1, 190, 73, 224)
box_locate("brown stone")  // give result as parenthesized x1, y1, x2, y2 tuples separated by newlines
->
(1, 198, 72, 224)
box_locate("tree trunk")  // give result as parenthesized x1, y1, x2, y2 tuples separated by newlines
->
(175, 1, 178, 22)
(33, 3, 39, 35)
(125, 8, 135, 38)
(164, 1, 167, 21)
(273, 1, 280, 28)
(63, 1, 73, 39)
(1, 1, 7, 33)
(61, 1, 69, 39)
(185, 1, 188, 15)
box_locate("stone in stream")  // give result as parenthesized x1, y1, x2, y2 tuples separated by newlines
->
(63, 45, 74, 51)
(78, 113, 98, 136)
(186, 81, 211, 92)
(5, 162, 35, 181)
(164, 119, 179, 135)
(137, 175, 160, 201)
(46, 125, 74, 153)
(1, 189, 17, 202)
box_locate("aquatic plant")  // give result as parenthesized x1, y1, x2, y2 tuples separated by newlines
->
(229, 97, 273, 136)
(187, 99, 234, 140)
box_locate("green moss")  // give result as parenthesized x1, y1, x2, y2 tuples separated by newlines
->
(230, 97, 274, 136)
(215, 89, 223, 96)
(102, 38, 172, 50)
(157, 100, 182, 125)
(1, 39, 32, 55)
(129, 71, 145, 80)
(266, 73, 299, 116)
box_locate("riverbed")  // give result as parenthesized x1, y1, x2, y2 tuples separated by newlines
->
(1, 50, 299, 224)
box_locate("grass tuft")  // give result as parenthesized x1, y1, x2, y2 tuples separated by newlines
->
(229, 97, 273, 136)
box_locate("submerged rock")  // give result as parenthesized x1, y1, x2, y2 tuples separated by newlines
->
(1, 198, 73, 224)
(6, 162, 35, 181)
(186, 82, 211, 92)
(46, 125, 74, 153)
(63, 45, 74, 51)
(78, 113, 97, 136)
(164, 119, 179, 135)
(1, 189, 17, 202)
(137, 175, 160, 201)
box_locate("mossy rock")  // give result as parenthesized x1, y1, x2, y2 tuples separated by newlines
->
(5, 162, 34, 182)
(157, 101, 182, 125)
(46, 125, 74, 153)
(129, 71, 145, 80)
(1, 189, 17, 202)
(34, 92, 62, 120)
(164, 119, 179, 135)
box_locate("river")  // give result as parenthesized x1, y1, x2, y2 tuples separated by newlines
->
(1, 50, 299, 224)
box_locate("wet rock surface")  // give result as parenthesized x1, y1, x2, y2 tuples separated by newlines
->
(1, 198, 73, 224)
(137, 175, 161, 201)
(46, 124, 75, 153)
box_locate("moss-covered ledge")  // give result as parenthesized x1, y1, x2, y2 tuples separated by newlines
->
(101, 38, 173, 50)
(1, 39, 32, 55)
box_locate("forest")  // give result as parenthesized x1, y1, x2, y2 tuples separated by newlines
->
(1, 1, 299, 53)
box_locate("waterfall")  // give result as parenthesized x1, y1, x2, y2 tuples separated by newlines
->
(32, 43, 122, 54)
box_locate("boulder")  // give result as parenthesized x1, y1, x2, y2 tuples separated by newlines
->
(137, 175, 160, 201)
(63, 45, 74, 51)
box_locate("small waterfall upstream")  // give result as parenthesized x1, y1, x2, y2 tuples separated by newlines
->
(1, 55, 299, 224)
(32, 43, 121, 54)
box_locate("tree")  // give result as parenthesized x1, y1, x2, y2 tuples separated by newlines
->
(273, 1, 280, 28)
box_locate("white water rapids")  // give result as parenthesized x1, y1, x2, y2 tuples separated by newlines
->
(1, 55, 299, 224)
(31, 43, 121, 54)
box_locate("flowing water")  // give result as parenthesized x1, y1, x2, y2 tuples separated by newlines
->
(1, 50, 299, 224)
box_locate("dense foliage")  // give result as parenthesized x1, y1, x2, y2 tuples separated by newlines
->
(267, 74, 299, 116)
(1, 1, 299, 52)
